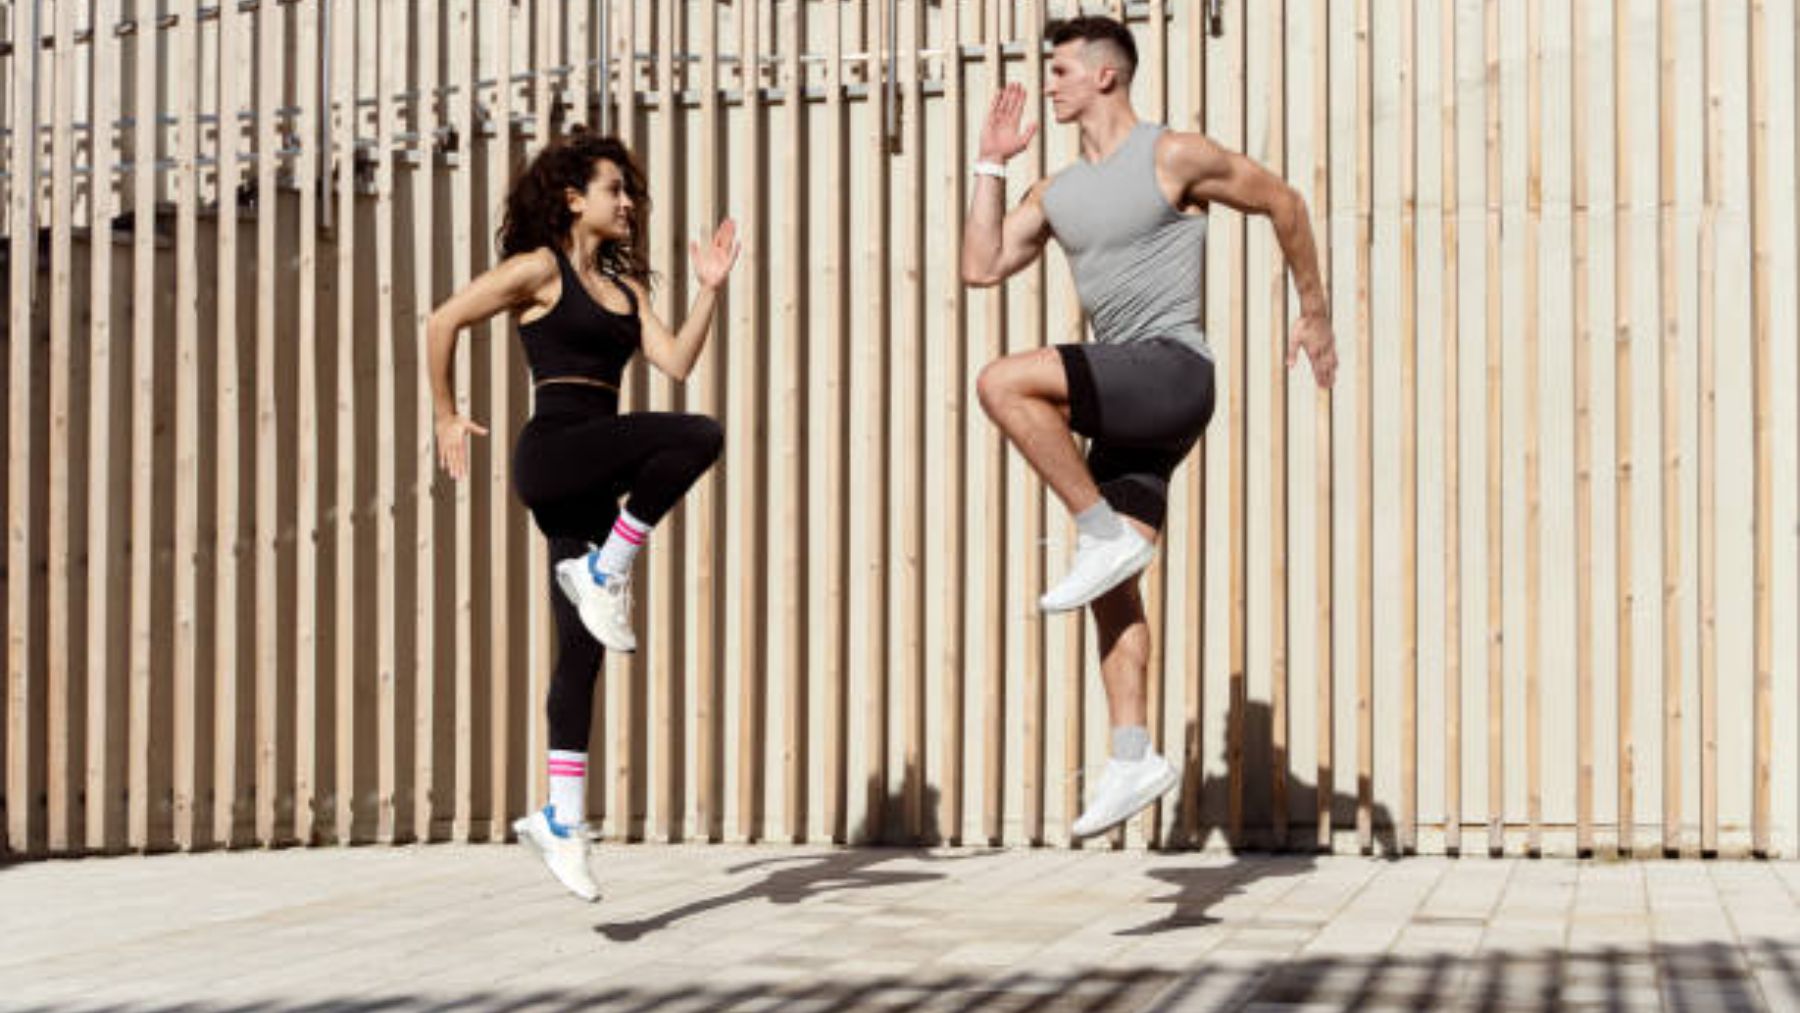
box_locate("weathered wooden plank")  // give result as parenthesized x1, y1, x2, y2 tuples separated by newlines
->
(1612, 0, 1636, 857)
(87, 0, 124, 854)
(46, 0, 78, 854)
(1526, 0, 1544, 856)
(212, 0, 247, 850)
(1484, 0, 1504, 857)
(1657, 0, 1682, 857)
(1573, 0, 1595, 856)
(172, 0, 204, 853)
(1354, 0, 1373, 855)
(935, 0, 969, 850)
(411, 0, 442, 846)
(1440, 0, 1461, 856)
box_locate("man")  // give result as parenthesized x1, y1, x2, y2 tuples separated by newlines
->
(960, 15, 1336, 838)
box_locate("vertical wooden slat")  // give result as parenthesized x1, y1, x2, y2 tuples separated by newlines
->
(173, 0, 204, 853)
(1747, 0, 1772, 858)
(1066, 551, 1084, 844)
(294, 0, 324, 849)
(1573, 0, 1595, 857)
(522, 0, 549, 840)
(1311, 0, 1332, 855)
(1440, 0, 1461, 857)
(1399, 0, 1417, 856)
(780, 0, 807, 845)
(331, 0, 359, 845)
(1019, 0, 1045, 850)
(412, 0, 442, 845)
(604, 0, 633, 842)
(1483, 0, 1503, 857)
(1179, 0, 1209, 852)
(569, 0, 589, 127)
(735, 0, 767, 843)
(1612, 0, 1635, 857)
(860, 0, 891, 842)
(374, 0, 401, 845)
(644, 0, 676, 842)
(6, 0, 39, 857)
(1353, 0, 1373, 855)
(1525, 0, 1544, 857)
(87, 0, 123, 854)
(896, 0, 926, 844)
(46, 0, 78, 854)
(213, 0, 246, 850)
(1224, 0, 1248, 847)
(643, 0, 678, 846)
(1134, 0, 1169, 852)
(486, 0, 515, 842)
(1699, 0, 1721, 857)
(680, 0, 716, 849)
(822, 0, 849, 844)
(1657, 0, 1681, 857)
(255, 0, 286, 847)
(1252, 0, 1281, 856)
(121, 1, 147, 856)
(980, 0, 1006, 848)
(447, 0, 478, 847)
(533, 0, 552, 151)
(939, 0, 968, 849)
(649, 0, 678, 846)
(1178, 0, 1209, 853)
(691, 0, 723, 844)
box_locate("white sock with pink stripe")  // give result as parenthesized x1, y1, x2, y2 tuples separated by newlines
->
(593, 508, 651, 581)
(547, 750, 587, 828)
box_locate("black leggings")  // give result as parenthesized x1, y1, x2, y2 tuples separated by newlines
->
(514, 386, 724, 752)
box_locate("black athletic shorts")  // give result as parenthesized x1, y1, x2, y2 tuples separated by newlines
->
(1056, 337, 1216, 531)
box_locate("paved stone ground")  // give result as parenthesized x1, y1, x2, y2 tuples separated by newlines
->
(4, 843, 1798, 1011)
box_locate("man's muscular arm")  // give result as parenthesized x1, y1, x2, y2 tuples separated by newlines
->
(961, 82, 1054, 288)
(961, 179, 1052, 288)
(1163, 132, 1337, 387)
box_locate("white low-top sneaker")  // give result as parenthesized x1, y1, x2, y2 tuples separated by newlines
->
(1070, 752, 1180, 838)
(512, 805, 601, 902)
(1039, 526, 1157, 613)
(555, 552, 637, 653)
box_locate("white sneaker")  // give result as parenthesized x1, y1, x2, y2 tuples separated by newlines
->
(512, 805, 601, 902)
(1039, 526, 1157, 613)
(555, 553, 637, 653)
(1070, 752, 1180, 838)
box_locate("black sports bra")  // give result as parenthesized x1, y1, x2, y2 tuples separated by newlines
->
(518, 246, 641, 388)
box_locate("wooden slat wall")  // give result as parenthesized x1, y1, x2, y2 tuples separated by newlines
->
(2, 0, 1796, 861)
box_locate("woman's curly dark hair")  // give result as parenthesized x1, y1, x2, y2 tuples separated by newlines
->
(497, 127, 651, 287)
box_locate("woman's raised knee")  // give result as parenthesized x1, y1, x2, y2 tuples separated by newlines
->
(690, 414, 725, 463)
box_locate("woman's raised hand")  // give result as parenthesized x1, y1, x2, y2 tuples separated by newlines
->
(691, 218, 741, 291)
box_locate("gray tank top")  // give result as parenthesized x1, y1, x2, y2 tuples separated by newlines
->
(1042, 122, 1210, 358)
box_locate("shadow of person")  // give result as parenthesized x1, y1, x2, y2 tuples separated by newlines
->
(1166, 698, 1401, 858)
(1118, 700, 1400, 937)
(593, 848, 945, 942)
(595, 782, 979, 942)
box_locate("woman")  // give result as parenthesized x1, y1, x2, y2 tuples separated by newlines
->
(427, 129, 738, 901)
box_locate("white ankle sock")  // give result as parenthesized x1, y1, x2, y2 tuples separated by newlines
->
(1111, 725, 1151, 762)
(594, 509, 651, 579)
(1074, 501, 1125, 541)
(548, 750, 587, 827)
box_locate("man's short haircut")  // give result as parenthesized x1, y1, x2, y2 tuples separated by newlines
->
(1047, 15, 1138, 84)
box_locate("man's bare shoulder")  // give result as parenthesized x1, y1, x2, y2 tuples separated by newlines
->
(1154, 129, 1229, 175)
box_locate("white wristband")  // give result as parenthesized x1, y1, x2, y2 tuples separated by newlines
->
(972, 160, 1007, 179)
